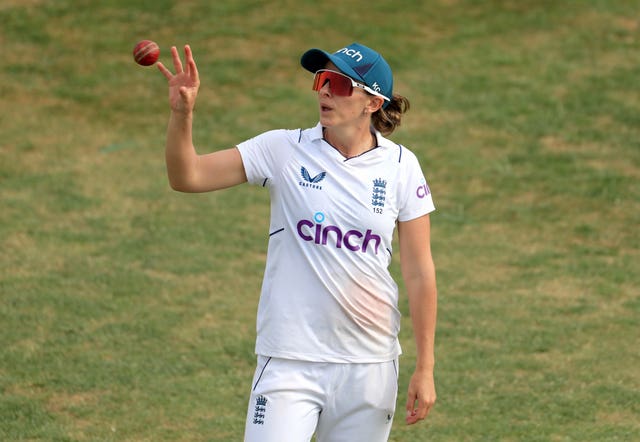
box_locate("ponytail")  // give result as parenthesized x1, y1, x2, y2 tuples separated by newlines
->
(372, 94, 410, 136)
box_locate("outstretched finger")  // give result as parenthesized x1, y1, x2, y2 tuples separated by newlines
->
(171, 46, 184, 74)
(184, 45, 199, 82)
(156, 62, 173, 80)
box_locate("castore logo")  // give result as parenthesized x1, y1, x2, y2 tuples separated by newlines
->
(299, 166, 326, 190)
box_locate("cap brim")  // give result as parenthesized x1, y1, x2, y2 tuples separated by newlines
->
(300, 48, 330, 73)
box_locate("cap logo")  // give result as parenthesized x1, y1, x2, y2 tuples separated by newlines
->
(335, 47, 363, 62)
(371, 82, 382, 93)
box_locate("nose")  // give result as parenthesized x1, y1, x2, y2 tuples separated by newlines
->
(319, 79, 332, 96)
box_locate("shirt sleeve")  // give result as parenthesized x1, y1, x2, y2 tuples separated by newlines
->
(397, 148, 436, 222)
(236, 129, 294, 186)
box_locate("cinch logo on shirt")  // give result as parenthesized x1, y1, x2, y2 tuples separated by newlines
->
(296, 212, 381, 254)
(416, 181, 431, 199)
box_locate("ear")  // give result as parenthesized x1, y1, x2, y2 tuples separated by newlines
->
(366, 96, 384, 114)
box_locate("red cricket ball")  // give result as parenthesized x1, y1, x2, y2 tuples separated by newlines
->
(133, 40, 160, 66)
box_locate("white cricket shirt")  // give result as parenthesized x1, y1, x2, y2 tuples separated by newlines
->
(237, 123, 435, 363)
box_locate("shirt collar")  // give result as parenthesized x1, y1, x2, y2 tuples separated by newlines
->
(309, 122, 324, 141)
(310, 122, 393, 148)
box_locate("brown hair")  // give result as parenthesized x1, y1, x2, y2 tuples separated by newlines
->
(372, 94, 410, 136)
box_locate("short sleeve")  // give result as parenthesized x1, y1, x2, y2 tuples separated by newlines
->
(397, 148, 435, 222)
(237, 129, 294, 186)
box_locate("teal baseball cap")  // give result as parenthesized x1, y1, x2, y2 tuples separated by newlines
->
(301, 42, 393, 108)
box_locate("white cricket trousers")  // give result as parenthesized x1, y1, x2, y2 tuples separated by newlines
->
(243, 356, 399, 442)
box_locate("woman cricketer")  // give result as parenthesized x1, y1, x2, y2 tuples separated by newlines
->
(158, 41, 437, 442)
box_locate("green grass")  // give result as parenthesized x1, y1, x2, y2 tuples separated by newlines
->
(1, 0, 639, 440)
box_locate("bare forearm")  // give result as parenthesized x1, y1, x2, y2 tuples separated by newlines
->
(403, 262, 438, 424)
(165, 111, 198, 191)
(406, 269, 437, 371)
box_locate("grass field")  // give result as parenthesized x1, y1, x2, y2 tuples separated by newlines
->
(1, 1, 639, 440)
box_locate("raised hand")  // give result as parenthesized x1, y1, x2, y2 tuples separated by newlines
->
(157, 45, 200, 115)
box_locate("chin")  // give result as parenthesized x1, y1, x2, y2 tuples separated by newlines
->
(319, 115, 334, 127)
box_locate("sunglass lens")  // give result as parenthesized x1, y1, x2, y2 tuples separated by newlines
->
(312, 71, 353, 96)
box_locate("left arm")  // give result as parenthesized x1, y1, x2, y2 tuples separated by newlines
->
(398, 214, 438, 425)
